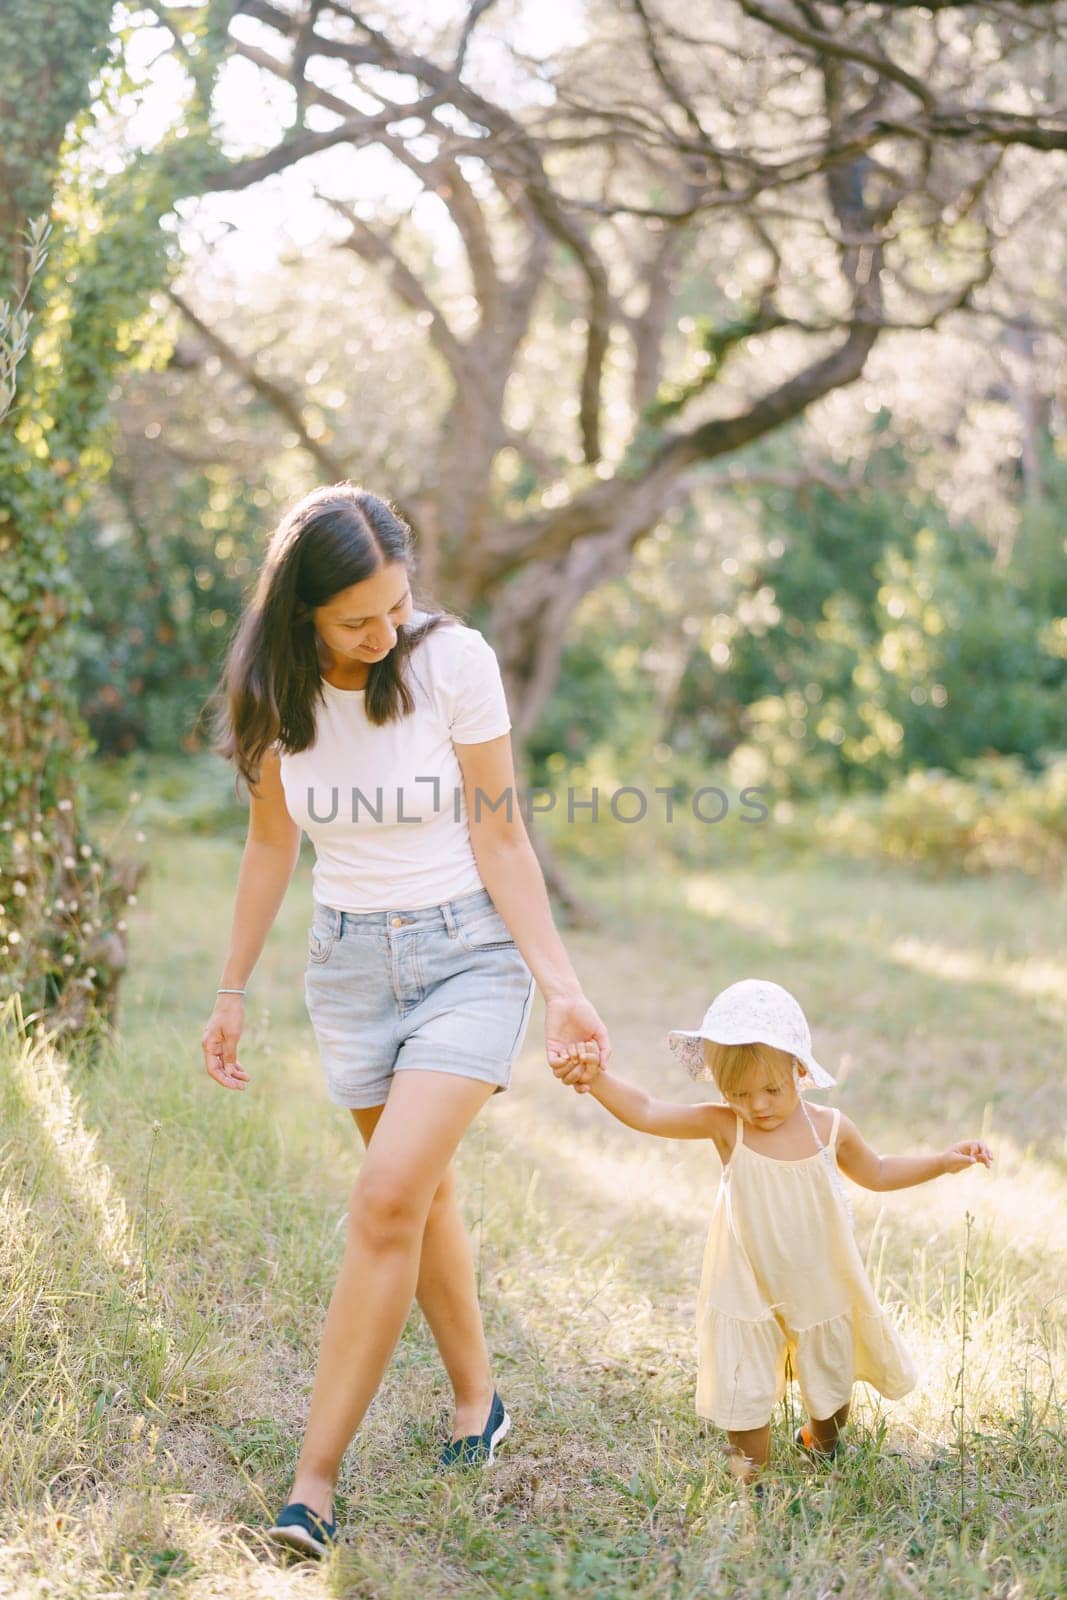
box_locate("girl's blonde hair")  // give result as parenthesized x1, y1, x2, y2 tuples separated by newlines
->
(702, 1038, 797, 1099)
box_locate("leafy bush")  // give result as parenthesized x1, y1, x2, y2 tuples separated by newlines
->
(83, 751, 248, 841)
(701, 472, 1066, 796)
(807, 752, 1067, 882)
(70, 472, 264, 758)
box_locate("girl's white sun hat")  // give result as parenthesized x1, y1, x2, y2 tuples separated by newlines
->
(667, 978, 836, 1088)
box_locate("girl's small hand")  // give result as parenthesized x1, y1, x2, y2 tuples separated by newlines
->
(544, 992, 610, 1089)
(548, 1038, 602, 1093)
(942, 1140, 994, 1174)
(545, 990, 608, 1093)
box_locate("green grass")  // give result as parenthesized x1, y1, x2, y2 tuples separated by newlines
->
(1, 826, 1064, 1598)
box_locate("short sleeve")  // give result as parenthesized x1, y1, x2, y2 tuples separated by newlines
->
(447, 628, 512, 744)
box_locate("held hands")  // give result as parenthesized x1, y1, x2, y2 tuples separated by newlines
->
(201, 995, 250, 1091)
(548, 1039, 603, 1092)
(545, 992, 609, 1093)
(942, 1140, 994, 1175)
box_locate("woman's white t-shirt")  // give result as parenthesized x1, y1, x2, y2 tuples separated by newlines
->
(278, 611, 513, 912)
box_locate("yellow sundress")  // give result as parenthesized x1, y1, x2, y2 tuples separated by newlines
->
(695, 1108, 917, 1430)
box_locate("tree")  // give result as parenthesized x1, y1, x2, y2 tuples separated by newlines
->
(135, 0, 1061, 913)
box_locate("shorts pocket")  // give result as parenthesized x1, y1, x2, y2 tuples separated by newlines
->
(455, 902, 517, 952)
(307, 916, 338, 965)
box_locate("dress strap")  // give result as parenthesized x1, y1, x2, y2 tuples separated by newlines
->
(797, 1096, 855, 1230)
(733, 1111, 745, 1152)
(720, 1113, 745, 1245)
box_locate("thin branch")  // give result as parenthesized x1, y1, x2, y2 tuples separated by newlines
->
(871, 0, 1059, 9)
(167, 288, 348, 478)
(454, 0, 500, 73)
(701, 466, 864, 495)
(290, 0, 324, 131)
(320, 198, 467, 374)
(230, 36, 503, 313)
(629, 0, 713, 146)
(380, 144, 502, 313)
(737, 0, 937, 114)
(876, 109, 1067, 151)
(200, 109, 438, 192)
(236, 0, 618, 462)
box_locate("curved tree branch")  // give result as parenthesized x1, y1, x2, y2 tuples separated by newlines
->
(167, 288, 348, 479)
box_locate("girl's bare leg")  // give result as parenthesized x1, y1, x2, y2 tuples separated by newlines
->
(726, 1423, 771, 1483)
(285, 1071, 495, 1519)
(808, 1397, 851, 1453)
(350, 1104, 495, 1441)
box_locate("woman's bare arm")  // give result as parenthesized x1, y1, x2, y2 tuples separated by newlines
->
(453, 731, 611, 1076)
(218, 749, 302, 990)
(204, 750, 301, 1091)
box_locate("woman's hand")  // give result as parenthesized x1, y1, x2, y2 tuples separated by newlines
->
(544, 991, 610, 1093)
(201, 996, 250, 1091)
(942, 1140, 994, 1174)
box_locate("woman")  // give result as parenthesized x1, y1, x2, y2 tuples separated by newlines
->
(201, 483, 608, 1558)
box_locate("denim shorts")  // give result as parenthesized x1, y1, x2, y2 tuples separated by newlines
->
(303, 884, 537, 1110)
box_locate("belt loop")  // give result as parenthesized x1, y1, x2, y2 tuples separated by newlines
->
(333, 906, 344, 939)
(441, 899, 458, 939)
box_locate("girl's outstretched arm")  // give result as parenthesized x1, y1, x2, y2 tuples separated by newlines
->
(587, 1070, 725, 1141)
(837, 1114, 994, 1191)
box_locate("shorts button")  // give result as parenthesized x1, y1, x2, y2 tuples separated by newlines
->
(391, 916, 403, 926)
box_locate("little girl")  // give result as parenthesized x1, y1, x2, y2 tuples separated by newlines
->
(551, 978, 993, 1483)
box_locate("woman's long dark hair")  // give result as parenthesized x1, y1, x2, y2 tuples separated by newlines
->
(209, 483, 462, 794)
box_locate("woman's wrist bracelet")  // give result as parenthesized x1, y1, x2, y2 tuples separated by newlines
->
(217, 987, 246, 996)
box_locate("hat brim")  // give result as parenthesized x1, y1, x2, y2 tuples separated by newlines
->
(667, 1028, 836, 1089)
(666, 1028, 715, 1080)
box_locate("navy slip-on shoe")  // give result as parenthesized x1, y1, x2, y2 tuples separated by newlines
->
(437, 1390, 511, 1468)
(266, 1501, 338, 1559)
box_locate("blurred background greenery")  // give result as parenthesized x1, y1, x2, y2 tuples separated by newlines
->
(4, 3, 1066, 1017)
(3, 7, 1066, 1596)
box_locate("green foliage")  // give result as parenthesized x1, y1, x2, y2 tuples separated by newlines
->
(1012, 443, 1067, 620)
(84, 751, 248, 841)
(646, 307, 766, 422)
(35, 158, 182, 453)
(696, 462, 1067, 796)
(0, 0, 114, 286)
(526, 636, 641, 789)
(868, 529, 1060, 772)
(0, 0, 120, 1024)
(527, 438, 1065, 886)
(0, 5, 223, 1028)
(809, 753, 1067, 882)
(69, 471, 263, 757)
(620, 307, 768, 480)
(0, 218, 51, 420)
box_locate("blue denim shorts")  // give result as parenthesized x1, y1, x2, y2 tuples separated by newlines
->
(303, 884, 537, 1109)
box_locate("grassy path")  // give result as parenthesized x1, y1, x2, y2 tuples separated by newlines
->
(1, 835, 1063, 1597)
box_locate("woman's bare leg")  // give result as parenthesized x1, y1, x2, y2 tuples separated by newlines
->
(286, 1071, 495, 1518)
(350, 1104, 495, 1440)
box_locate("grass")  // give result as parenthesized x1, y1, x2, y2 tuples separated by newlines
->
(0, 824, 1064, 1599)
